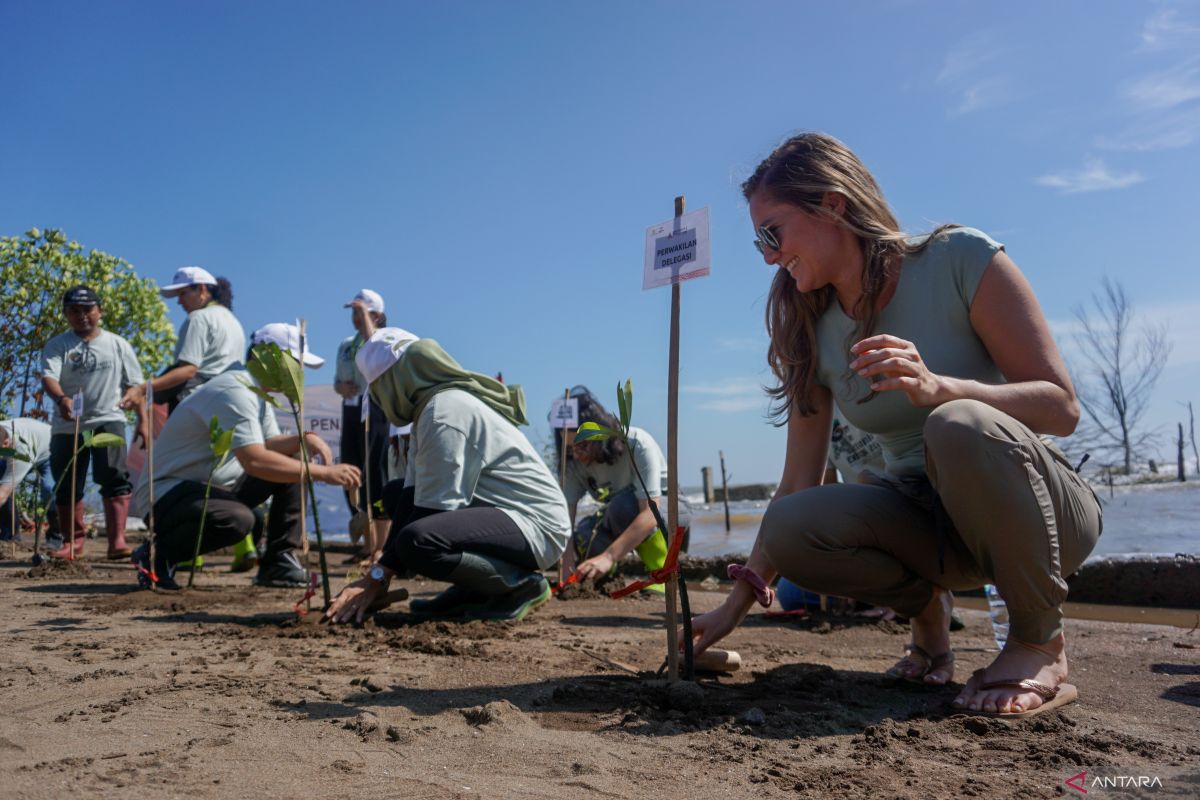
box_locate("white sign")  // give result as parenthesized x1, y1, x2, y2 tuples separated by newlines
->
(643, 207, 711, 290)
(71, 391, 84, 417)
(549, 397, 579, 429)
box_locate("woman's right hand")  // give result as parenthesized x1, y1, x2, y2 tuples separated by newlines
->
(685, 596, 752, 656)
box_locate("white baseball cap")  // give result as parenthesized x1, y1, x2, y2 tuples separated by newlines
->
(160, 266, 218, 298)
(250, 323, 325, 368)
(344, 288, 385, 315)
(355, 327, 420, 385)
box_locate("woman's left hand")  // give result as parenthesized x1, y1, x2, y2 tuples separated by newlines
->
(325, 578, 381, 625)
(576, 552, 615, 583)
(850, 334, 947, 407)
(304, 432, 334, 465)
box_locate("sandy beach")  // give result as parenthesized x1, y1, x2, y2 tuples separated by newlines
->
(2, 539, 1198, 800)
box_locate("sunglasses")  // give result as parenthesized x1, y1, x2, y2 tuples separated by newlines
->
(753, 224, 781, 255)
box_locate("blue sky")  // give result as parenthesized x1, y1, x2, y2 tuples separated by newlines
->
(3, 1, 1198, 483)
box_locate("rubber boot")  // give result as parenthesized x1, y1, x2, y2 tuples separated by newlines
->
(445, 552, 550, 622)
(104, 495, 132, 559)
(49, 502, 87, 559)
(634, 528, 669, 595)
(229, 534, 259, 573)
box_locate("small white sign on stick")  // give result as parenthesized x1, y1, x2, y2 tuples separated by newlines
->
(549, 397, 579, 429)
(643, 207, 711, 290)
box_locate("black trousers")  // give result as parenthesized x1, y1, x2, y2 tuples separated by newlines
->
(151, 475, 302, 565)
(340, 402, 389, 519)
(378, 483, 537, 580)
(573, 488, 692, 560)
(50, 421, 132, 504)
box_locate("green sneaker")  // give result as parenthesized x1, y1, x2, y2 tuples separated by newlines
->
(471, 576, 551, 622)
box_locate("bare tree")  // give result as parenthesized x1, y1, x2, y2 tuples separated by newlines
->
(1070, 278, 1172, 474)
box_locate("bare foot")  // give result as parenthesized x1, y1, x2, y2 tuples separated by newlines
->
(953, 634, 1069, 714)
(885, 586, 954, 685)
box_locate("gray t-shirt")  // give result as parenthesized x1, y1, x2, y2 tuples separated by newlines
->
(131, 369, 280, 517)
(563, 426, 667, 507)
(1, 418, 52, 487)
(175, 303, 246, 399)
(334, 334, 368, 404)
(815, 227, 1005, 476)
(405, 389, 569, 570)
(41, 329, 145, 435)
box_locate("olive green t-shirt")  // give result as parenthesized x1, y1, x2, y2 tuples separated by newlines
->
(815, 227, 1005, 477)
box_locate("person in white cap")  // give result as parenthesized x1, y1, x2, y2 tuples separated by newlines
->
(129, 323, 361, 590)
(325, 330, 569, 624)
(138, 266, 246, 409)
(125, 267, 253, 571)
(333, 289, 390, 564)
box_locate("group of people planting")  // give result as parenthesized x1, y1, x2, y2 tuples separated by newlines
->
(1, 131, 1102, 719)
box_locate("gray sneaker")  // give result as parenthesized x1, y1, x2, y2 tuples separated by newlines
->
(254, 551, 312, 588)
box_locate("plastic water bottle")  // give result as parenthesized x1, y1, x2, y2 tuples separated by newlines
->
(984, 584, 1009, 651)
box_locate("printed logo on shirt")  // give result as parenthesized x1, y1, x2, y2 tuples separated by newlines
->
(830, 418, 883, 469)
(66, 344, 103, 374)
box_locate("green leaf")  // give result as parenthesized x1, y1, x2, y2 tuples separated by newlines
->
(87, 432, 125, 449)
(574, 421, 620, 442)
(213, 428, 235, 459)
(0, 446, 30, 462)
(277, 347, 304, 407)
(621, 379, 633, 432)
(238, 376, 282, 408)
(81, 429, 94, 447)
(208, 415, 220, 443)
(616, 381, 629, 431)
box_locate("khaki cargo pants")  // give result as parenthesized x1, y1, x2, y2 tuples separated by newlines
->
(761, 399, 1103, 643)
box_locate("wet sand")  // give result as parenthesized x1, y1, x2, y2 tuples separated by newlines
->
(2, 541, 1198, 799)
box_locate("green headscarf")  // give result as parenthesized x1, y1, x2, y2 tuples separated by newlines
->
(368, 338, 527, 429)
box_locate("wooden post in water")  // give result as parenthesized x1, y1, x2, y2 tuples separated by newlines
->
(719, 450, 731, 533)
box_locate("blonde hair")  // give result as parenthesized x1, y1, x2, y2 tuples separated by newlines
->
(742, 132, 955, 422)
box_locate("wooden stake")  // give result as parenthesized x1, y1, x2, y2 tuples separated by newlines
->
(665, 196, 684, 682)
(362, 392, 373, 562)
(69, 407, 81, 560)
(9, 421, 16, 559)
(719, 450, 731, 533)
(299, 321, 311, 611)
(145, 381, 156, 581)
(557, 387, 570, 585)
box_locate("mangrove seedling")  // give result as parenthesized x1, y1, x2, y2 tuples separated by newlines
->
(242, 342, 331, 607)
(573, 379, 695, 678)
(188, 415, 234, 588)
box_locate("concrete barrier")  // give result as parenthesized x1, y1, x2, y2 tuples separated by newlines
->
(617, 552, 1200, 609)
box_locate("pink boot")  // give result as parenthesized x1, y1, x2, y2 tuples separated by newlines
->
(104, 496, 132, 560)
(49, 502, 87, 559)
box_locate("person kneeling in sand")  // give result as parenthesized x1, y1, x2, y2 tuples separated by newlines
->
(130, 323, 361, 590)
(326, 330, 570, 624)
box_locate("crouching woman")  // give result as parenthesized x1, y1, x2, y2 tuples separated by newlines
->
(327, 330, 570, 624)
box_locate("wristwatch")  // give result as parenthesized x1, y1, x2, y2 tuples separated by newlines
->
(368, 564, 389, 585)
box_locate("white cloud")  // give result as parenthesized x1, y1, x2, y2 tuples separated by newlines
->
(683, 378, 767, 414)
(936, 35, 1014, 117)
(716, 336, 767, 352)
(1119, 57, 1200, 111)
(1139, 9, 1200, 52)
(1034, 158, 1146, 194)
(1096, 105, 1200, 151)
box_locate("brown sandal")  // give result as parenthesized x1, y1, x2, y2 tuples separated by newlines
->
(967, 668, 1079, 718)
(885, 644, 955, 685)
